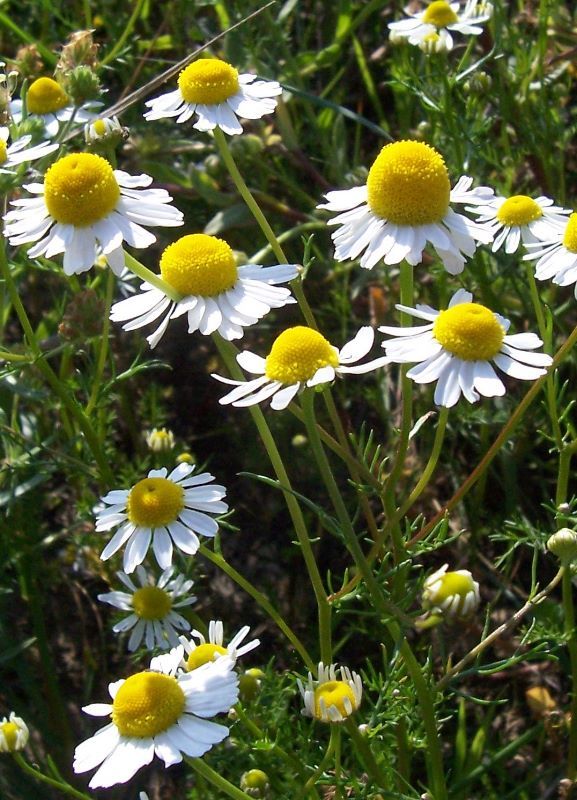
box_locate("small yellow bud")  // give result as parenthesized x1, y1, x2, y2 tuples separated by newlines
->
(240, 769, 270, 798)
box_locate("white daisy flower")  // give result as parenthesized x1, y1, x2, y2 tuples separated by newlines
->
(388, 1, 492, 51)
(298, 662, 363, 724)
(0, 126, 58, 174)
(4, 151, 184, 275)
(318, 140, 494, 274)
(467, 193, 570, 254)
(180, 620, 260, 670)
(95, 463, 228, 574)
(85, 115, 125, 145)
(97, 565, 196, 652)
(110, 233, 298, 348)
(213, 325, 389, 410)
(422, 564, 480, 620)
(10, 76, 102, 137)
(0, 712, 29, 752)
(73, 649, 238, 789)
(379, 288, 552, 407)
(144, 57, 281, 136)
(523, 211, 577, 295)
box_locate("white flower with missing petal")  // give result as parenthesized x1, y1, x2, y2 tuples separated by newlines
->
(318, 140, 494, 274)
(98, 566, 196, 652)
(213, 325, 389, 410)
(110, 234, 298, 348)
(73, 650, 238, 789)
(95, 463, 228, 573)
(0, 126, 58, 174)
(144, 58, 281, 136)
(388, 1, 492, 51)
(10, 76, 102, 137)
(524, 211, 577, 295)
(298, 662, 363, 723)
(379, 289, 552, 407)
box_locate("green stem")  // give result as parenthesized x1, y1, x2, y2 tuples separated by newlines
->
(12, 754, 92, 800)
(297, 728, 336, 800)
(234, 704, 308, 777)
(85, 270, 114, 416)
(101, 0, 147, 66)
(122, 250, 183, 302)
(0, 350, 30, 362)
(186, 756, 257, 800)
(556, 438, 577, 512)
(563, 566, 577, 779)
(344, 719, 389, 789)
(333, 724, 343, 800)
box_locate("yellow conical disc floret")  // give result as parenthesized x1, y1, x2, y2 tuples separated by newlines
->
(127, 477, 185, 527)
(423, 1, 458, 27)
(563, 213, 577, 253)
(186, 643, 228, 671)
(26, 77, 69, 114)
(178, 59, 240, 105)
(160, 234, 238, 297)
(132, 586, 173, 620)
(496, 195, 543, 227)
(314, 680, 357, 720)
(44, 153, 120, 226)
(265, 327, 339, 384)
(0, 140, 6, 164)
(366, 141, 451, 226)
(0, 722, 19, 750)
(112, 672, 185, 737)
(433, 303, 504, 361)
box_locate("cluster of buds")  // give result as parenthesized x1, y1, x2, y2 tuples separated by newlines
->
(54, 31, 100, 106)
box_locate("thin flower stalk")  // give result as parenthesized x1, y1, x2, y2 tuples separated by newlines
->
(85, 270, 115, 417)
(123, 250, 183, 302)
(12, 754, 93, 800)
(186, 756, 262, 800)
(563, 565, 577, 779)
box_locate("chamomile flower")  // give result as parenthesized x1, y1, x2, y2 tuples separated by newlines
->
(422, 564, 480, 620)
(146, 427, 176, 453)
(318, 140, 494, 274)
(467, 193, 570, 254)
(0, 126, 58, 174)
(73, 649, 238, 789)
(298, 662, 363, 723)
(10, 76, 101, 137)
(95, 463, 228, 573)
(379, 288, 552, 407)
(180, 620, 260, 670)
(110, 234, 298, 348)
(84, 115, 125, 145)
(144, 57, 281, 136)
(388, 1, 492, 51)
(524, 212, 577, 295)
(213, 325, 389, 410)
(0, 712, 29, 752)
(4, 152, 183, 275)
(97, 566, 196, 652)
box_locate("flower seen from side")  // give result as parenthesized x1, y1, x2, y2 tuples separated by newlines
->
(85, 115, 126, 146)
(144, 57, 281, 136)
(95, 463, 228, 573)
(298, 662, 363, 723)
(318, 140, 494, 274)
(97, 565, 196, 652)
(524, 212, 577, 295)
(4, 152, 183, 275)
(421, 564, 480, 620)
(10, 76, 102, 137)
(388, 1, 492, 51)
(73, 649, 238, 789)
(110, 234, 298, 348)
(181, 620, 260, 671)
(379, 289, 552, 407)
(0, 712, 29, 752)
(146, 427, 175, 453)
(213, 325, 389, 410)
(0, 126, 58, 174)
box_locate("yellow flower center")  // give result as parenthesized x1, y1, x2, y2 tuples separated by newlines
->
(429, 572, 475, 603)
(422, 1, 459, 27)
(93, 118, 107, 136)
(433, 302, 505, 361)
(178, 59, 240, 105)
(26, 77, 69, 115)
(314, 680, 356, 720)
(496, 195, 543, 227)
(160, 234, 238, 297)
(127, 477, 185, 527)
(366, 140, 451, 226)
(186, 643, 228, 671)
(132, 586, 173, 620)
(112, 672, 185, 737)
(44, 153, 120, 227)
(265, 327, 339, 384)
(563, 212, 577, 253)
(0, 140, 7, 164)
(0, 722, 19, 750)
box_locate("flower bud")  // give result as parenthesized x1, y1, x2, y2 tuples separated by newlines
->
(421, 564, 480, 621)
(240, 769, 270, 798)
(145, 428, 175, 453)
(547, 528, 577, 563)
(239, 668, 265, 703)
(85, 116, 127, 149)
(0, 713, 29, 752)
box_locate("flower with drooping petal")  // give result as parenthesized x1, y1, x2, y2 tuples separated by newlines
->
(73, 649, 238, 789)
(388, 1, 492, 51)
(318, 140, 494, 274)
(422, 564, 480, 620)
(110, 233, 298, 348)
(4, 152, 183, 275)
(0, 712, 29, 752)
(144, 57, 281, 136)
(524, 211, 577, 295)
(213, 325, 389, 410)
(97, 566, 196, 652)
(298, 662, 362, 723)
(379, 288, 552, 407)
(95, 463, 228, 573)
(0, 126, 58, 174)
(10, 76, 102, 137)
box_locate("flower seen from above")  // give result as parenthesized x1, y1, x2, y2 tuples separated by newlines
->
(379, 289, 552, 407)
(422, 564, 480, 620)
(388, 1, 492, 51)
(144, 57, 281, 136)
(0, 712, 29, 752)
(467, 193, 570, 254)
(97, 565, 196, 652)
(4, 152, 183, 275)
(10, 76, 102, 137)
(213, 325, 389, 410)
(318, 140, 494, 274)
(110, 234, 298, 348)
(73, 649, 238, 789)
(298, 662, 363, 723)
(95, 463, 228, 573)
(524, 212, 577, 295)
(0, 125, 58, 174)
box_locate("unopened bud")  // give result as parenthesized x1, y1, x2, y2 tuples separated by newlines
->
(547, 529, 577, 563)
